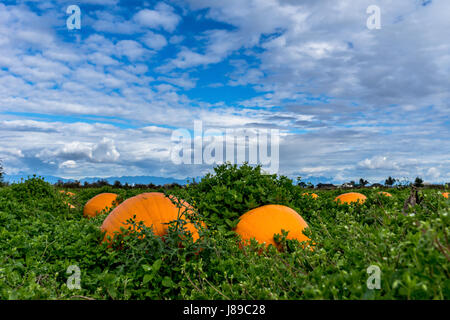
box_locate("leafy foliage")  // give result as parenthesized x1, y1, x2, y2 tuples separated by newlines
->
(175, 163, 301, 230)
(385, 176, 396, 186)
(414, 177, 424, 188)
(0, 166, 449, 300)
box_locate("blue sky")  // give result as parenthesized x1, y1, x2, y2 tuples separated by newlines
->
(0, 0, 449, 183)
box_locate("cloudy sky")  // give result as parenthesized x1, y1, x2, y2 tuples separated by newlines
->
(0, 0, 449, 183)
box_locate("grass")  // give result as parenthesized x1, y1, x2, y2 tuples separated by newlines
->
(0, 165, 448, 300)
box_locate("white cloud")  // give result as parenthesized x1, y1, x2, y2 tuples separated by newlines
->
(92, 11, 139, 34)
(169, 35, 184, 44)
(91, 138, 120, 163)
(162, 29, 250, 70)
(426, 167, 441, 180)
(358, 156, 400, 170)
(115, 40, 149, 61)
(133, 3, 181, 33)
(0, 1, 449, 183)
(142, 126, 172, 134)
(75, 0, 119, 4)
(141, 31, 168, 50)
(59, 160, 77, 169)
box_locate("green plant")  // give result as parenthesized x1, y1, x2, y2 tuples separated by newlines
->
(172, 163, 300, 231)
(414, 177, 424, 188)
(0, 168, 448, 300)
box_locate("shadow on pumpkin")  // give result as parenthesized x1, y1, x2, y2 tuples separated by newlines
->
(236, 229, 316, 255)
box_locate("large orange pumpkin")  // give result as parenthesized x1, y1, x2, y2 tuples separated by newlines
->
(442, 192, 449, 199)
(83, 193, 119, 218)
(378, 191, 392, 197)
(100, 192, 203, 243)
(234, 205, 310, 250)
(302, 193, 318, 199)
(334, 192, 367, 205)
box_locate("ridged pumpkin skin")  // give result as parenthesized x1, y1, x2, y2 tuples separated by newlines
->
(83, 193, 119, 218)
(442, 192, 449, 199)
(302, 193, 318, 199)
(100, 192, 202, 243)
(334, 192, 367, 205)
(234, 205, 310, 249)
(378, 191, 392, 197)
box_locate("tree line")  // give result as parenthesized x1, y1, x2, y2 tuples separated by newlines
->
(0, 159, 446, 189)
(54, 179, 184, 190)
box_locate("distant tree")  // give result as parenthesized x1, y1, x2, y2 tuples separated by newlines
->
(296, 176, 309, 188)
(414, 177, 424, 187)
(298, 181, 307, 188)
(62, 180, 81, 189)
(359, 178, 369, 187)
(163, 183, 181, 190)
(0, 159, 4, 185)
(189, 178, 198, 186)
(94, 179, 109, 187)
(385, 176, 396, 186)
(316, 183, 336, 189)
(350, 181, 356, 187)
(113, 180, 122, 188)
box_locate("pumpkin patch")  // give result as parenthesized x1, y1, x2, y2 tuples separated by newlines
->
(0, 167, 448, 300)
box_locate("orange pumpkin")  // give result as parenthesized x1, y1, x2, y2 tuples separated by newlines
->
(302, 193, 318, 199)
(378, 191, 392, 197)
(334, 192, 367, 205)
(442, 192, 449, 199)
(65, 202, 75, 209)
(100, 192, 203, 243)
(59, 190, 76, 197)
(234, 205, 310, 250)
(83, 193, 119, 218)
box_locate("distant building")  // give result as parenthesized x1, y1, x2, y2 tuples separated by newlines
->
(370, 183, 383, 188)
(341, 183, 354, 188)
(316, 183, 336, 189)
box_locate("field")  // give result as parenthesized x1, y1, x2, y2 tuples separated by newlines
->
(0, 164, 449, 300)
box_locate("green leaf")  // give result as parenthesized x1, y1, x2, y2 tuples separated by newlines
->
(141, 264, 152, 272)
(152, 259, 162, 272)
(143, 274, 154, 284)
(162, 276, 173, 288)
